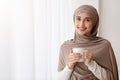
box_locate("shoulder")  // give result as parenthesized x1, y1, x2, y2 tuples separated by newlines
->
(99, 37, 112, 46)
(60, 39, 74, 48)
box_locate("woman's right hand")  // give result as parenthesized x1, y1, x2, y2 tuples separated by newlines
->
(68, 49, 81, 69)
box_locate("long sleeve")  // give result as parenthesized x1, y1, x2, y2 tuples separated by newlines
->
(58, 65, 73, 80)
(86, 60, 107, 80)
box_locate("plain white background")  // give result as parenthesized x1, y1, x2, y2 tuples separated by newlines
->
(0, 0, 120, 80)
(99, 0, 120, 78)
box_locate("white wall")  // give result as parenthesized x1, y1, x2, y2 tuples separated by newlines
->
(99, 0, 120, 77)
(0, 0, 10, 80)
(9, 0, 34, 80)
(0, 0, 34, 80)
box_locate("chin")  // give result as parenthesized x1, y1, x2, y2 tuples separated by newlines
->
(78, 33, 85, 36)
(77, 31, 85, 35)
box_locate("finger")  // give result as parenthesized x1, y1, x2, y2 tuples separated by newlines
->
(70, 59, 79, 64)
(69, 54, 80, 60)
(69, 52, 81, 59)
(70, 56, 80, 61)
(84, 53, 91, 59)
(85, 54, 93, 63)
(87, 52, 92, 58)
(70, 48, 73, 53)
(69, 53, 74, 58)
(83, 49, 91, 56)
(69, 62, 76, 66)
(84, 49, 89, 53)
(69, 55, 81, 62)
(69, 54, 74, 59)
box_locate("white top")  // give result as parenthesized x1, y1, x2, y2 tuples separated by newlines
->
(58, 65, 73, 80)
(58, 61, 107, 80)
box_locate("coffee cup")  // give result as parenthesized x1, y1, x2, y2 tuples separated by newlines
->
(72, 48, 84, 62)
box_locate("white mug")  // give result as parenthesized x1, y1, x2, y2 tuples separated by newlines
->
(72, 48, 84, 62)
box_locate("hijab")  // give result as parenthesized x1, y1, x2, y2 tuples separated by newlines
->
(58, 5, 119, 80)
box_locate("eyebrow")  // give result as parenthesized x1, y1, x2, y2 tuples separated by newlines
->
(75, 16, 91, 19)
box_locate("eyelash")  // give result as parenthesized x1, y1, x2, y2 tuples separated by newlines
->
(77, 18, 81, 21)
(85, 19, 90, 22)
(76, 18, 90, 22)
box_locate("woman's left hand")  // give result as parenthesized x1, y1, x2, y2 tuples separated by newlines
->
(83, 49, 93, 65)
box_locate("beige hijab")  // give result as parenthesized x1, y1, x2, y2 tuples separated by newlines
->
(58, 5, 119, 80)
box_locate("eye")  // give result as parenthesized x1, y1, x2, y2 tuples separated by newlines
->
(75, 16, 81, 21)
(86, 19, 90, 21)
(77, 17, 81, 21)
(85, 18, 91, 22)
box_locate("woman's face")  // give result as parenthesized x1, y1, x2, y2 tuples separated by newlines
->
(74, 13, 94, 36)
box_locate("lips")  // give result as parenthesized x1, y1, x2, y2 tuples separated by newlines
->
(79, 27, 87, 31)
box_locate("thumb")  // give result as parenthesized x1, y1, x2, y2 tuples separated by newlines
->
(70, 48, 73, 53)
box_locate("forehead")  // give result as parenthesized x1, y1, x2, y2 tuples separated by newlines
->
(75, 13, 92, 19)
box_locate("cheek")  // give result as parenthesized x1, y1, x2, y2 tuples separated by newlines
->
(74, 21, 78, 26)
(74, 22, 78, 29)
(88, 26, 93, 31)
(86, 24, 93, 31)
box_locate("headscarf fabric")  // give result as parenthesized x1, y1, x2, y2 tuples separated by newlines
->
(58, 5, 119, 80)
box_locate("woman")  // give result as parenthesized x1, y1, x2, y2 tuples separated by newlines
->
(57, 5, 119, 80)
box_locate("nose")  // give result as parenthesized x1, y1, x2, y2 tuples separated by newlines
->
(79, 20, 84, 27)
